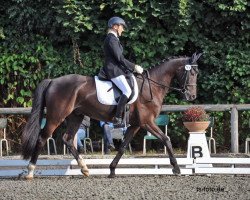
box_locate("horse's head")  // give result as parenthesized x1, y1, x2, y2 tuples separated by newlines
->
(176, 52, 202, 101)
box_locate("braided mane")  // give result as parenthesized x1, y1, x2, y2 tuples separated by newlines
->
(149, 55, 188, 69)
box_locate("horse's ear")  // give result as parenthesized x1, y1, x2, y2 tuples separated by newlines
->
(190, 52, 203, 63)
(196, 53, 203, 61)
(190, 52, 196, 63)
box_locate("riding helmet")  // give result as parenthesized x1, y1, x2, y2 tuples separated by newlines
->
(108, 17, 127, 28)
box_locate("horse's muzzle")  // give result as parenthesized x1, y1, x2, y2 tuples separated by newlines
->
(183, 91, 196, 101)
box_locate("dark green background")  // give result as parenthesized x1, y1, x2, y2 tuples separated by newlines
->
(0, 0, 249, 153)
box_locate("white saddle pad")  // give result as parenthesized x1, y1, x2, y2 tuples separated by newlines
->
(95, 75, 138, 105)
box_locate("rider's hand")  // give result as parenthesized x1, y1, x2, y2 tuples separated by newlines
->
(135, 65, 144, 74)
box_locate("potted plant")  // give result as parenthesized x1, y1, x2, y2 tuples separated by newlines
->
(182, 106, 210, 132)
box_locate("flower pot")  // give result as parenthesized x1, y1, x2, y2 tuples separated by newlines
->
(183, 121, 210, 132)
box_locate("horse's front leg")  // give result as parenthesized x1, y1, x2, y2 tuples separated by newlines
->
(62, 132, 89, 177)
(109, 126, 140, 178)
(144, 123, 181, 175)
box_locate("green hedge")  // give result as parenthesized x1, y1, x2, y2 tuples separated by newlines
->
(1, 0, 249, 151)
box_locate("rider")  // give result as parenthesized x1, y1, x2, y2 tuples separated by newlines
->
(98, 16, 144, 127)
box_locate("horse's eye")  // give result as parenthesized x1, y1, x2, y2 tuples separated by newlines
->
(191, 67, 199, 75)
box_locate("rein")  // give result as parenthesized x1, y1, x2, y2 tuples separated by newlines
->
(136, 64, 198, 101)
(137, 72, 183, 91)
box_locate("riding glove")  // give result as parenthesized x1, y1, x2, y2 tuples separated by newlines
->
(135, 65, 144, 74)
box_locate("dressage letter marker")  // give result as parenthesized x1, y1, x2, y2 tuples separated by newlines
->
(186, 131, 212, 168)
(192, 146, 203, 158)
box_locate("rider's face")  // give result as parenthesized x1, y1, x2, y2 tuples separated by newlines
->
(114, 24, 124, 37)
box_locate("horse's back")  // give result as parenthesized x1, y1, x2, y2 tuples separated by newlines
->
(45, 74, 94, 106)
(53, 74, 89, 84)
(48, 74, 94, 90)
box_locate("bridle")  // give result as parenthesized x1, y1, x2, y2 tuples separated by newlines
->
(137, 64, 198, 101)
(178, 64, 198, 94)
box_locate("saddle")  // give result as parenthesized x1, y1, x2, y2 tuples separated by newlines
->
(94, 75, 138, 105)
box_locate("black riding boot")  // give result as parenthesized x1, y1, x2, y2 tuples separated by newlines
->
(113, 94, 128, 128)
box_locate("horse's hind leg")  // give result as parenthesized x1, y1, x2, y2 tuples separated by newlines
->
(109, 126, 140, 178)
(26, 124, 57, 180)
(62, 114, 89, 177)
(144, 122, 180, 175)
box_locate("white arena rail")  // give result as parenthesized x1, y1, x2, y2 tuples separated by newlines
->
(194, 158, 250, 174)
(0, 157, 249, 178)
(0, 158, 193, 177)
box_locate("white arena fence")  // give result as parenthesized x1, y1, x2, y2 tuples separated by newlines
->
(0, 157, 250, 178)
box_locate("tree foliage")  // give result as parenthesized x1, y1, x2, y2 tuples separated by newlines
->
(1, 0, 249, 150)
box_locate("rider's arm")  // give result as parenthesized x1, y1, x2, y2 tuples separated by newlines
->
(108, 37, 135, 72)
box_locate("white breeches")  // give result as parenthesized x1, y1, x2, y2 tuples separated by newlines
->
(111, 75, 132, 98)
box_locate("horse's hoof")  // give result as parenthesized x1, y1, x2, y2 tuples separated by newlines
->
(172, 167, 181, 175)
(108, 174, 115, 178)
(81, 169, 89, 177)
(25, 175, 34, 180)
(83, 172, 89, 177)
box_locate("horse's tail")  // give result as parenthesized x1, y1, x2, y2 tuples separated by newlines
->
(22, 79, 52, 160)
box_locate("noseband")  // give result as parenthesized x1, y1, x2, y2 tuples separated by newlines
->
(179, 64, 198, 94)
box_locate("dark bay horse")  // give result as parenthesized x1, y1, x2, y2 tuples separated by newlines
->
(22, 52, 201, 179)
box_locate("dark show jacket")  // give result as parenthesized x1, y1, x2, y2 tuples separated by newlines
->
(99, 33, 135, 80)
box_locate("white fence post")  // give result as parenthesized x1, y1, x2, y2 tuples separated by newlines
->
(231, 106, 238, 153)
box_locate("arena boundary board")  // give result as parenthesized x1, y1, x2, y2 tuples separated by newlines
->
(0, 157, 249, 177)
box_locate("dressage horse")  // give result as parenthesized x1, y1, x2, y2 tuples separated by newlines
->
(22, 52, 202, 179)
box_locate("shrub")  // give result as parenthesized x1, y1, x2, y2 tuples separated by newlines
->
(182, 106, 209, 122)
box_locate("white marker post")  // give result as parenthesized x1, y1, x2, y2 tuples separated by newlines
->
(186, 131, 212, 168)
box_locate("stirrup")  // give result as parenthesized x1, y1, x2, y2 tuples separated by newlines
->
(113, 117, 125, 128)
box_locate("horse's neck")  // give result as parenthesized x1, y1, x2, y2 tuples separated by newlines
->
(149, 61, 176, 86)
(147, 59, 185, 101)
